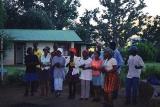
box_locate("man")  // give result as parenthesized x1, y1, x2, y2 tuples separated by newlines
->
(126, 46, 144, 105)
(109, 42, 124, 74)
(33, 42, 42, 92)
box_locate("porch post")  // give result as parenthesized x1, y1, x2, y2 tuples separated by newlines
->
(71, 42, 74, 48)
(1, 37, 4, 81)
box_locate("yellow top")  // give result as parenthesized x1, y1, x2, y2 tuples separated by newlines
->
(34, 49, 42, 59)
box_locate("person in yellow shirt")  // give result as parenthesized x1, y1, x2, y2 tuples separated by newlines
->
(33, 42, 42, 59)
(33, 42, 42, 92)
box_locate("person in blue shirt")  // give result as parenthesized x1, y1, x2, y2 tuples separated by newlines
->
(109, 42, 124, 74)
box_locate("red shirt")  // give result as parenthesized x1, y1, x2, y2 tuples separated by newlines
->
(91, 59, 103, 76)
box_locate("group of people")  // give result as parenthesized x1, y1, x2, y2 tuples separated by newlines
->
(23, 42, 144, 107)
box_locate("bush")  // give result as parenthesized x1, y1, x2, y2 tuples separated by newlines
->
(141, 65, 160, 79)
(4, 66, 25, 85)
(136, 42, 157, 62)
(121, 42, 158, 62)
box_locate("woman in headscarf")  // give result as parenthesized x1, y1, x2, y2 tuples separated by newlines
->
(40, 47, 51, 96)
(79, 50, 92, 100)
(66, 48, 80, 99)
(51, 50, 66, 97)
(102, 48, 119, 107)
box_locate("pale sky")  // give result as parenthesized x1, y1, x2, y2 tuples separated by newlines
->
(78, 0, 160, 16)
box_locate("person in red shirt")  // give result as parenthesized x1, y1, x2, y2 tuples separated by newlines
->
(91, 51, 103, 102)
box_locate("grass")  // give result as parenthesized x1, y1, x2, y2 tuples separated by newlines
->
(4, 66, 25, 75)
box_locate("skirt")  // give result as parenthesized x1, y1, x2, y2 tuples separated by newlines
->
(92, 76, 101, 86)
(104, 72, 120, 93)
(23, 72, 38, 82)
(39, 70, 50, 81)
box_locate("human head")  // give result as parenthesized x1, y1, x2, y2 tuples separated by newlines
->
(82, 50, 89, 59)
(33, 42, 38, 50)
(27, 47, 33, 55)
(96, 44, 102, 52)
(104, 47, 114, 59)
(43, 47, 48, 56)
(57, 50, 62, 57)
(109, 41, 116, 50)
(128, 45, 138, 56)
(69, 48, 77, 57)
(46, 46, 50, 53)
(94, 51, 100, 60)
(53, 44, 58, 51)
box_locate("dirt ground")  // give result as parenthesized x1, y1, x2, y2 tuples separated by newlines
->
(0, 84, 159, 107)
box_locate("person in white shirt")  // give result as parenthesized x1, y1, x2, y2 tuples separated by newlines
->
(79, 50, 92, 100)
(40, 47, 51, 96)
(66, 48, 80, 99)
(102, 47, 119, 107)
(125, 46, 144, 105)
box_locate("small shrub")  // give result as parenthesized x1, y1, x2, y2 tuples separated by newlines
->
(141, 65, 160, 79)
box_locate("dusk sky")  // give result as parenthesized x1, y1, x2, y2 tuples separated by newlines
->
(79, 0, 160, 16)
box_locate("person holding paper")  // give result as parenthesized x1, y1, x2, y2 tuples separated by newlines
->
(66, 48, 80, 99)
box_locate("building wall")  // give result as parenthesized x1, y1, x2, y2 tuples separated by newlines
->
(3, 42, 80, 65)
(26, 42, 71, 56)
(4, 43, 14, 65)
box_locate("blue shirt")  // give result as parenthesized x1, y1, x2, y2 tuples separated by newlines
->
(114, 49, 124, 72)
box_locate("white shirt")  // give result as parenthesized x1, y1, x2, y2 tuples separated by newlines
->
(79, 57, 92, 80)
(65, 56, 81, 75)
(104, 58, 117, 71)
(127, 55, 144, 78)
(41, 54, 51, 70)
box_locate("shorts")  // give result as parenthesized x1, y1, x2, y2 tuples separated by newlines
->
(92, 76, 101, 86)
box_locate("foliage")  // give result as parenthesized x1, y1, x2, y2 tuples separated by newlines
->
(141, 65, 160, 79)
(0, 0, 6, 28)
(4, 66, 25, 84)
(136, 42, 157, 62)
(18, 8, 52, 29)
(0, 31, 13, 59)
(70, 9, 99, 43)
(4, 0, 80, 29)
(121, 42, 157, 62)
(141, 15, 160, 48)
(92, 0, 146, 47)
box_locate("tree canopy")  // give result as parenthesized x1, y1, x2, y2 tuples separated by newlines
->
(4, 0, 80, 29)
(94, 0, 146, 47)
(0, 0, 6, 28)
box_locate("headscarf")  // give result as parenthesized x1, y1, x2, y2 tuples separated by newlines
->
(104, 47, 114, 57)
(69, 48, 77, 55)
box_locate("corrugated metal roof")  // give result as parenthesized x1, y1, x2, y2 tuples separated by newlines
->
(0, 29, 82, 42)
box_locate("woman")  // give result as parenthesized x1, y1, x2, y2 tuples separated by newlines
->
(91, 51, 103, 102)
(24, 47, 39, 96)
(79, 50, 92, 100)
(102, 48, 119, 107)
(51, 50, 66, 97)
(66, 48, 80, 99)
(40, 47, 51, 96)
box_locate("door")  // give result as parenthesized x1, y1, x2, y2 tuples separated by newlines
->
(15, 43, 25, 64)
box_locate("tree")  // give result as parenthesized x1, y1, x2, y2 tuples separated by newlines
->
(95, 0, 146, 47)
(18, 8, 52, 29)
(70, 9, 99, 43)
(141, 15, 160, 47)
(4, 0, 80, 29)
(0, 0, 6, 28)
